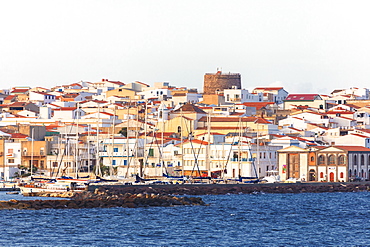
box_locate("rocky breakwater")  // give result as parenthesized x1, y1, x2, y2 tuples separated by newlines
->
(0, 189, 207, 210)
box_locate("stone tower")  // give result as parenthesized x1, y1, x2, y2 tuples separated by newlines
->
(203, 70, 241, 95)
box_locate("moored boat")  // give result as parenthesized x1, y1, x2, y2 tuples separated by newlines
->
(19, 178, 88, 195)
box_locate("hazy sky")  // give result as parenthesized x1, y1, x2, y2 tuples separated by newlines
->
(1, 0, 370, 94)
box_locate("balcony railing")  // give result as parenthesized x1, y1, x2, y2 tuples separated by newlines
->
(22, 152, 46, 156)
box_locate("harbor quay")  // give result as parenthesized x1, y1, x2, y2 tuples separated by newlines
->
(88, 181, 370, 195)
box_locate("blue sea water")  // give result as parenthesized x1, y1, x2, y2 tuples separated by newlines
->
(1, 191, 370, 246)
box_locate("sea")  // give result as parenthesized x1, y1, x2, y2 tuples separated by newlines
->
(1, 191, 370, 246)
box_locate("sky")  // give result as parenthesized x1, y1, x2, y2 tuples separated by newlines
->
(1, 0, 370, 94)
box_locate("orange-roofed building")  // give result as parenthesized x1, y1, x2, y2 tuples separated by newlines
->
(278, 145, 370, 182)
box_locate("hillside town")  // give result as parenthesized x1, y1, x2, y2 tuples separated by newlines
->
(1, 70, 370, 183)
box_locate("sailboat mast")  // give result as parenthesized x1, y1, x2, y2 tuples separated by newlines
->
(110, 105, 116, 177)
(143, 100, 148, 178)
(30, 128, 34, 177)
(95, 105, 101, 176)
(75, 103, 79, 178)
(238, 117, 242, 179)
(180, 108, 184, 178)
(161, 105, 164, 176)
(126, 103, 130, 177)
(254, 119, 259, 178)
(88, 124, 90, 175)
(206, 113, 211, 177)
(134, 103, 139, 176)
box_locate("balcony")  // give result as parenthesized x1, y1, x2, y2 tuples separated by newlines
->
(22, 152, 46, 157)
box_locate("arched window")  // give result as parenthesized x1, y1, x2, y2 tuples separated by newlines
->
(354, 169, 357, 176)
(361, 169, 364, 177)
(338, 155, 345, 165)
(320, 172, 324, 178)
(329, 155, 335, 165)
(319, 155, 325, 165)
(340, 172, 344, 179)
(311, 156, 315, 162)
(353, 155, 357, 165)
(349, 169, 352, 177)
(177, 126, 181, 133)
(361, 155, 365, 166)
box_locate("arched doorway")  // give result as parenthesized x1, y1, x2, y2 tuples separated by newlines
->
(309, 169, 316, 181)
(329, 172, 335, 182)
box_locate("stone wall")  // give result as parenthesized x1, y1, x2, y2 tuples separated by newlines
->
(203, 72, 241, 95)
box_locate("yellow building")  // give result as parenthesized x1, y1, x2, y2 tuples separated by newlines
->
(106, 88, 137, 99)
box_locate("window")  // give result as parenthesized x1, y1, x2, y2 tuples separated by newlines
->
(52, 162, 58, 167)
(113, 148, 118, 152)
(8, 149, 13, 154)
(361, 155, 365, 166)
(338, 155, 345, 165)
(149, 149, 154, 157)
(320, 172, 324, 178)
(319, 155, 325, 165)
(112, 160, 116, 166)
(329, 155, 335, 164)
(311, 156, 315, 162)
(340, 172, 344, 179)
(8, 159, 14, 163)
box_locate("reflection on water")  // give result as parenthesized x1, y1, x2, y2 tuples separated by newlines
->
(1, 192, 370, 246)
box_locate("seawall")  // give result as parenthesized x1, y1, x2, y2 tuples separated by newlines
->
(88, 182, 370, 195)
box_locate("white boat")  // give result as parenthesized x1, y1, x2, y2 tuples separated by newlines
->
(261, 170, 281, 183)
(19, 178, 88, 194)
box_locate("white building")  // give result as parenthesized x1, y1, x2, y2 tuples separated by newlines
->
(224, 88, 262, 103)
(2, 142, 22, 180)
(252, 87, 289, 105)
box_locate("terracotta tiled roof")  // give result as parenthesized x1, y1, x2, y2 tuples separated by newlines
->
(172, 93, 187, 97)
(285, 94, 319, 101)
(242, 102, 275, 110)
(5, 95, 16, 100)
(334, 146, 370, 152)
(56, 107, 77, 111)
(11, 88, 29, 94)
(326, 111, 354, 114)
(10, 133, 29, 139)
(173, 103, 206, 114)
